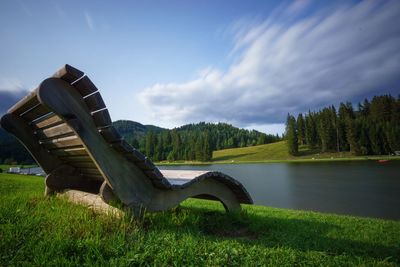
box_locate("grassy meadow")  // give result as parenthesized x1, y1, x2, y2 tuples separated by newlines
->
(1, 173, 399, 266)
(211, 141, 398, 164)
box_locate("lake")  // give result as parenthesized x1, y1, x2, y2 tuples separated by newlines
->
(159, 161, 400, 220)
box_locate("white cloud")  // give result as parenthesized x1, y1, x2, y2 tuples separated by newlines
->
(140, 1, 400, 132)
(0, 78, 25, 93)
(286, 0, 312, 15)
(84, 11, 94, 30)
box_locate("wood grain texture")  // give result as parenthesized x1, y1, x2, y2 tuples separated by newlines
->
(99, 127, 121, 143)
(61, 190, 123, 217)
(20, 104, 51, 122)
(35, 123, 74, 139)
(50, 147, 88, 157)
(84, 92, 106, 112)
(33, 114, 63, 129)
(38, 78, 154, 207)
(92, 109, 112, 128)
(73, 76, 97, 97)
(0, 113, 62, 173)
(7, 89, 39, 115)
(40, 135, 82, 150)
(52, 64, 84, 84)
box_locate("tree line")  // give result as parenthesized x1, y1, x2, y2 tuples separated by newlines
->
(138, 122, 281, 162)
(286, 94, 400, 156)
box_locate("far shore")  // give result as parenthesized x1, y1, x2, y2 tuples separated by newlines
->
(156, 155, 400, 166)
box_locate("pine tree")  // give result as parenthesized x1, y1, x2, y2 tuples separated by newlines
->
(297, 113, 306, 145)
(286, 114, 298, 155)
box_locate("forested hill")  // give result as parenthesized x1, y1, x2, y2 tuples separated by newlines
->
(112, 120, 166, 145)
(140, 122, 281, 162)
(286, 94, 400, 156)
(0, 120, 281, 164)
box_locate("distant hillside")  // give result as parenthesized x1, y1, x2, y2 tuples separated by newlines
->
(112, 120, 166, 144)
(212, 140, 355, 162)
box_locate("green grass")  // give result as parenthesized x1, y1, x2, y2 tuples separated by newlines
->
(210, 141, 399, 164)
(1, 173, 399, 266)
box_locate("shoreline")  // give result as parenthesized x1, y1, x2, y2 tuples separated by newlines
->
(156, 155, 400, 166)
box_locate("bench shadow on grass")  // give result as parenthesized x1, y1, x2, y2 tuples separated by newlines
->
(146, 206, 399, 263)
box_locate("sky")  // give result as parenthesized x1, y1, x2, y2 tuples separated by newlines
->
(0, 0, 399, 135)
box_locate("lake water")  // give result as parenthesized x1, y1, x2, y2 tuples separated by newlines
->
(159, 161, 400, 220)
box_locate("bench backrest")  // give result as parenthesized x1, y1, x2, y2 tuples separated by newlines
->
(4, 65, 170, 197)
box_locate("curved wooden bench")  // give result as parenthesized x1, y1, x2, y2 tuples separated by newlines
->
(0, 64, 253, 215)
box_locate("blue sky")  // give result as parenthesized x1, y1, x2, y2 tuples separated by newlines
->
(0, 0, 399, 135)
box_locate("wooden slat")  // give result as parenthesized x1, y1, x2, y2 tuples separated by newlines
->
(78, 168, 102, 175)
(60, 155, 92, 162)
(110, 140, 132, 153)
(8, 89, 39, 115)
(92, 109, 111, 127)
(80, 173, 104, 181)
(69, 161, 97, 169)
(52, 64, 84, 84)
(35, 123, 74, 139)
(135, 157, 156, 170)
(73, 76, 97, 97)
(49, 146, 88, 157)
(33, 114, 63, 129)
(20, 104, 51, 122)
(144, 168, 164, 180)
(99, 127, 121, 143)
(84, 92, 106, 112)
(125, 148, 146, 162)
(41, 135, 82, 150)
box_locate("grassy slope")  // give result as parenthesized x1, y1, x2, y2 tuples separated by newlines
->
(1, 173, 399, 266)
(212, 141, 397, 163)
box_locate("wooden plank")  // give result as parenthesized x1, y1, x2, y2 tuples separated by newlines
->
(52, 64, 84, 84)
(49, 146, 88, 157)
(38, 78, 156, 205)
(33, 114, 63, 129)
(40, 135, 82, 150)
(69, 161, 97, 169)
(92, 109, 111, 127)
(7, 89, 39, 115)
(84, 92, 106, 112)
(135, 157, 156, 170)
(125, 148, 146, 162)
(78, 168, 102, 176)
(99, 127, 121, 143)
(110, 140, 132, 153)
(73, 76, 97, 97)
(81, 173, 105, 182)
(59, 155, 92, 162)
(160, 170, 209, 180)
(20, 104, 51, 122)
(144, 168, 165, 181)
(35, 123, 74, 139)
(0, 113, 62, 174)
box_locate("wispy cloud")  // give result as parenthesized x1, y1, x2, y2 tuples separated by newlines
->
(0, 79, 29, 114)
(84, 11, 94, 30)
(140, 1, 400, 129)
(286, 0, 312, 15)
(0, 78, 25, 93)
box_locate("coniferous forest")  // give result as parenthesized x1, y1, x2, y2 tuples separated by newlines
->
(1, 94, 399, 164)
(138, 122, 280, 162)
(286, 94, 400, 156)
